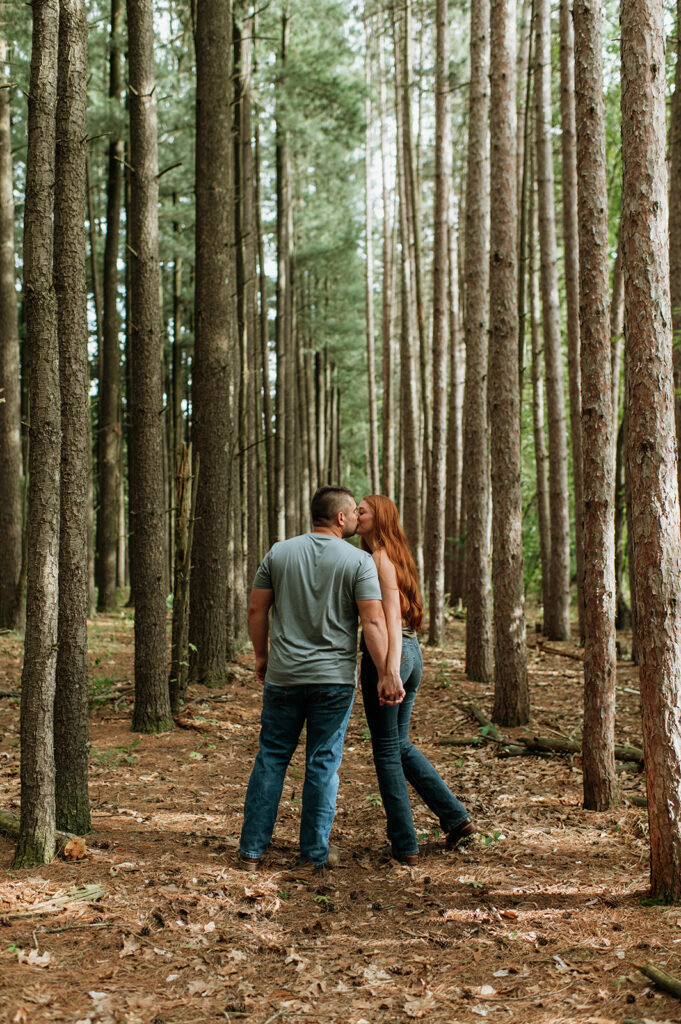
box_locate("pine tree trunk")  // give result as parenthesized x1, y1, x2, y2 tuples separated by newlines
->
(559, 0, 585, 644)
(97, 0, 124, 612)
(670, 0, 681, 510)
(427, 0, 450, 645)
(462, 0, 493, 683)
(444, 216, 463, 604)
(54, 0, 91, 834)
(0, 33, 23, 631)
(126, 0, 172, 732)
(13, 0, 60, 869)
(253, 107, 274, 548)
(489, 0, 529, 724)
(574, 0, 618, 811)
(621, 0, 681, 899)
(529, 175, 551, 618)
(188, 0, 236, 687)
(379, 29, 395, 499)
(535, 0, 571, 640)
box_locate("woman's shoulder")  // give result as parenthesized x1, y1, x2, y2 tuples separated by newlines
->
(372, 547, 398, 584)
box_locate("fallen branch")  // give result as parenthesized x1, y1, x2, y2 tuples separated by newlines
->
(459, 702, 503, 743)
(536, 641, 584, 662)
(627, 794, 648, 808)
(173, 716, 212, 733)
(637, 962, 681, 1000)
(516, 735, 644, 764)
(437, 736, 483, 747)
(0, 690, 18, 698)
(0, 809, 85, 857)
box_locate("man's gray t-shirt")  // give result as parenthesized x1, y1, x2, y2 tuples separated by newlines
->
(252, 533, 382, 686)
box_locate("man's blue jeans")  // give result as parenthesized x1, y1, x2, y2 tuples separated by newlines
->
(361, 635, 470, 858)
(240, 683, 355, 865)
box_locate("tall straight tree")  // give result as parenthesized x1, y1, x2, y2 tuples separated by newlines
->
(559, 0, 585, 643)
(97, 0, 124, 612)
(621, 0, 681, 899)
(379, 28, 395, 499)
(489, 0, 529, 724)
(274, 5, 291, 539)
(13, 0, 60, 869)
(0, 33, 22, 631)
(669, 0, 681, 505)
(54, 0, 91, 833)
(188, 0, 235, 687)
(534, 0, 571, 640)
(364, 23, 379, 495)
(126, 0, 172, 732)
(574, 0, 617, 811)
(427, 0, 450, 645)
(463, 0, 492, 682)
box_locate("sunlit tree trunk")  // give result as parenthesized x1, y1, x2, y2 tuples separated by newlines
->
(621, 0, 681, 899)
(13, 0, 60, 869)
(489, 0, 529, 724)
(126, 0, 172, 731)
(535, 0, 571, 640)
(0, 33, 22, 631)
(574, 0, 618, 811)
(670, 0, 681, 509)
(462, 0, 492, 682)
(559, 0, 584, 643)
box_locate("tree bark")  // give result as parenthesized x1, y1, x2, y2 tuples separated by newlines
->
(621, 0, 681, 899)
(574, 0, 618, 811)
(13, 0, 60, 869)
(444, 215, 464, 605)
(427, 0, 450, 645)
(97, 0, 124, 612)
(379, 29, 395, 499)
(489, 0, 529, 724)
(0, 33, 23, 631)
(462, 0, 493, 682)
(535, 0, 571, 640)
(559, 0, 585, 644)
(670, 0, 681, 510)
(364, 22, 379, 495)
(54, 0, 91, 834)
(126, 0, 172, 731)
(188, 0, 236, 687)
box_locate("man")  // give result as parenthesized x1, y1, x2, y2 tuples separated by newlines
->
(240, 485, 400, 870)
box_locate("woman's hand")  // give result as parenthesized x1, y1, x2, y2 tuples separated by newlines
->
(378, 669, 405, 706)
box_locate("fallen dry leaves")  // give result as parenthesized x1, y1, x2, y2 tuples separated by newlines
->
(0, 613, 680, 1023)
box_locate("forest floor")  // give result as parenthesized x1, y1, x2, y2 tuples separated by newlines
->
(0, 609, 679, 1024)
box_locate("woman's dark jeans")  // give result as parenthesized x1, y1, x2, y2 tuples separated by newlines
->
(361, 635, 469, 858)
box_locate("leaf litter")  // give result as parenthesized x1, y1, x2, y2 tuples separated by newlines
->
(0, 614, 679, 1022)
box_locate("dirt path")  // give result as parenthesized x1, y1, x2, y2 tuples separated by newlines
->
(0, 613, 678, 1023)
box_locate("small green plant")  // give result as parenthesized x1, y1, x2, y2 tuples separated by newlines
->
(361, 727, 371, 741)
(7, 943, 19, 953)
(364, 792, 382, 808)
(189, 751, 203, 760)
(89, 675, 116, 706)
(278, 890, 291, 900)
(455, 758, 464, 767)
(91, 738, 141, 767)
(483, 830, 502, 848)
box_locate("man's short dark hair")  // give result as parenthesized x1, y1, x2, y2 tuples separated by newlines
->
(310, 485, 355, 526)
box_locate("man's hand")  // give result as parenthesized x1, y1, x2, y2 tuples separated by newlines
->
(255, 656, 268, 685)
(378, 669, 405, 706)
(248, 587, 274, 686)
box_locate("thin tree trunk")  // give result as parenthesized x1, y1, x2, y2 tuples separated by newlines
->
(364, 23, 379, 494)
(535, 0, 571, 640)
(462, 0, 493, 682)
(444, 215, 463, 604)
(427, 0, 450, 645)
(379, 30, 395, 499)
(0, 32, 23, 631)
(169, 443, 196, 714)
(559, 0, 585, 643)
(54, 0, 91, 835)
(126, 0, 173, 732)
(274, 6, 290, 538)
(574, 0, 618, 810)
(253, 105, 274, 549)
(489, 0, 529, 724)
(621, 0, 681, 899)
(529, 175, 551, 618)
(188, 0, 236, 688)
(97, 0, 124, 612)
(13, 0, 60, 869)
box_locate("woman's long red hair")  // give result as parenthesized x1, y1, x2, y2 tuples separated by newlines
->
(360, 495, 423, 631)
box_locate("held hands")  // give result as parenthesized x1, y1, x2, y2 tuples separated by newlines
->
(378, 669, 405, 706)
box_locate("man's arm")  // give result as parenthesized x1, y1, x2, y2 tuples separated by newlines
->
(357, 599, 403, 704)
(248, 587, 274, 683)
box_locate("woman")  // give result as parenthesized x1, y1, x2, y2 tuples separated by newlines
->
(356, 495, 474, 865)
